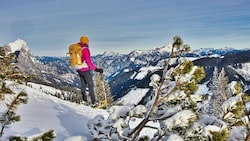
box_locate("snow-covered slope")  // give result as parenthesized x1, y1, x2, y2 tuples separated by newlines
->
(2, 81, 108, 141)
(1, 81, 150, 141)
(230, 62, 250, 81)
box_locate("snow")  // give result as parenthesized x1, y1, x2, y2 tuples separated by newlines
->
(195, 84, 209, 95)
(128, 118, 159, 139)
(246, 102, 250, 112)
(160, 110, 197, 131)
(156, 44, 173, 53)
(1, 81, 150, 141)
(219, 94, 243, 118)
(130, 57, 135, 62)
(230, 62, 250, 81)
(117, 88, 150, 105)
(64, 136, 84, 141)
(134, 66, 162, 80)
(229, 127, 247, 141)
(123, 68, 130, 72)
(209, 54, 221, 58)
(8, 39, 29, 53)
(2, 82, 108, 141)
(167, 134, 184, 141)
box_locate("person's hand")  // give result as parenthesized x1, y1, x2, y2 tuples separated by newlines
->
(95, 68, 103, 73)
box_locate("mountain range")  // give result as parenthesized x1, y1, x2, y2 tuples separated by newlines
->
(3, 39, 250, 100)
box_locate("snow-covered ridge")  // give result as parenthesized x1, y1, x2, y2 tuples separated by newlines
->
(101, 51, 122, 56)
(155, 44, 173, 53)
(192, 47, 241, 56)
(8, 38, 30, 53)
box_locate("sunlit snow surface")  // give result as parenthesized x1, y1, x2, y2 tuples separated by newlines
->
(2, 82, 150, 141)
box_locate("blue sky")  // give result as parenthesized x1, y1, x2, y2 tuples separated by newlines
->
(0, 0, 250, 56)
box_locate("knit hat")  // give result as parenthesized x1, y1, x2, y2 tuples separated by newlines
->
(80, 36, 89, 45)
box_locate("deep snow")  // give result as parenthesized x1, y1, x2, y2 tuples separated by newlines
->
(1, 81, 149, 141)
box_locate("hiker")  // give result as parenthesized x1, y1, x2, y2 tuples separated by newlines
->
(77, 36, 103, 106)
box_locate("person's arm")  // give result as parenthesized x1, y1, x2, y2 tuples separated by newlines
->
(82, 48, 96, 70)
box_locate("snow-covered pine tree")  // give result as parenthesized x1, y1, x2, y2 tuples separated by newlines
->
(94, 60, 113, 109)
(0, 47, 14, 100)
(217, 81, 250, 140)
(209, 67, 229, 117)
(218, 67, 229, 99)
(87, 36, 208, 140)
(206, 66, 220, 115)
(88, 36, 250, 141)
(192, 76, 250, 141)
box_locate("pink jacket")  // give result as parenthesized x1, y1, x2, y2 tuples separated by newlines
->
(77, 43, 96, 72)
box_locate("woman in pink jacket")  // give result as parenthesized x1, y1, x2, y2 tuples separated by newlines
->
(77, 36, 103, 106)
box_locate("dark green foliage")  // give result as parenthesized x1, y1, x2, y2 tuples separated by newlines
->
(192, 66, 206, 83)
(138, 135, 150, 141)
(0, 91, 28, 137)
(242, 93, 250, 103)
(178, 61, 194, 75)
(232, 101, 244, 120)
(8, 130, 56, 141)
(180, 81, 198, 94)
(0, 82, 13, 101)
(170, 36, 191, 57)
(171, 61, 205, 94)
(8, 136, 27, 141)
(232, 82, 242, 96)
(173, 36, 183, 47)
(31, 130, 56, 141)
(210, 129, 229, 141)
(0, 82, 13, 94)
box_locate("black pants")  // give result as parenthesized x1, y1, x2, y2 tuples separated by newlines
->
(78, 70, 96, 104)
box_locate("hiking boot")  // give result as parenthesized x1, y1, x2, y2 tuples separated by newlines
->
(91, 102, 100, 108)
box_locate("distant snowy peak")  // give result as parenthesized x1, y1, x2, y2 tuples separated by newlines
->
(102, 51, 122, 56)
(155, 44, 173, 53)
(192, 47, 241, 56)
(129, 44, 172, 56)
(8, 38, 30, 53)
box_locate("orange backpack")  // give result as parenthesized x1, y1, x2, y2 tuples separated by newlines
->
(67, 43, 83, 69)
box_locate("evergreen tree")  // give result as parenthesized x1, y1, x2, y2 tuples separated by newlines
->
(0, 47, 15, 100)
(94, 60, 113, 109)
(206, 66, 219, 116)
(218, 67, 229, 99)
(218, 81, 250, 140)
(87, 36, 250, 140)
(210, 67, 229, 117)
(88, 36, 206, 140)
